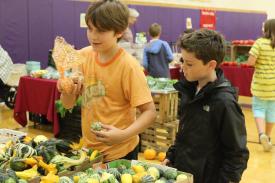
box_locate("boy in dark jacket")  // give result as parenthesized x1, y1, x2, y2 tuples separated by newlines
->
(143, 23, 173, 78)
(163, 29, 249, 183)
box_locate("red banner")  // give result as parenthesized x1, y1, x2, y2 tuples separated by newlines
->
(200, 9, 216, 30)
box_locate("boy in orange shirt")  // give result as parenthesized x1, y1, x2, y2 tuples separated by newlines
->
(57, 0, 156, 161)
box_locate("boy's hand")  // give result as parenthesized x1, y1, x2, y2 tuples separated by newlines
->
(162, 159, 170, 166)
(57, 76, 83, 95)
(91, 124, 126, 146)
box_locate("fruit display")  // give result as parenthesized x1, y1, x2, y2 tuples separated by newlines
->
(146, 76, 177, 92)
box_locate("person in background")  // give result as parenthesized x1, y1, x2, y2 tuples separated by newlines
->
(120, 8, 139, 44)
(57, 0, 156, 162)
(163, 29, 249, 183)
(0, 45, 12, 85)
(0, 45, 13, 102)
(246, 19, 275, 152)
(143, 23, 173, 78)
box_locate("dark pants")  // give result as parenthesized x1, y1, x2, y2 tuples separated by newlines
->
(120, 144, 139, 160)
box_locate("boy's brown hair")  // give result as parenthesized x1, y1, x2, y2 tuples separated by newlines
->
(85, 0, 129, 34)
(149, 23, 162, 37)
(178, 29, 226, 66)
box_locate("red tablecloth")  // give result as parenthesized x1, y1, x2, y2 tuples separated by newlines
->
(170, 66, 181, 80)
(14, 76, 60, 135)
(220, 65, 254, 97)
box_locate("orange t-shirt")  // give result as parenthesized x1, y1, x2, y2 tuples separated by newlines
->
(78, 46, 152, 161)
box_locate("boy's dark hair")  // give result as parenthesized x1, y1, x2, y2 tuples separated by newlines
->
(263, 19, 275, 49)
(149, 23, 162, 37)
(178, 29, 226, 66)
(85, 0, 129, 34)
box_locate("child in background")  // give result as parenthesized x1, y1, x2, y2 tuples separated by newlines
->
(246, 19, 275, 152)
(143, 23, 173, 78)
(57, 0, 156, 162)
(163, 29, 249, 183)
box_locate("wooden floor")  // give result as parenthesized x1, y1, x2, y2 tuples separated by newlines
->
(0, 96, 274, 183)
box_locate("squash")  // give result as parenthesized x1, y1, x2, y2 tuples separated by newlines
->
(176, 174, 188, 182)
(120, 174, 132, 183)
(15, 165, 39, 180)
(33, 135, 48, 145)
(140, 174, 155, 183)
(132, 172, 147, 183)
(147, 167, 160, 180)
(117, 165, 127, 174)
(40, 172, 59, 183)
(10, 157, 29, 171)
(90, 122, 102, 131)
(59, 176, 74, 183)
(14, 143, 36, 159)
(89, 150, 99, 161)
(121, 169, 135, 176)
(132, 165, 145, 174)
(143, 149, 156, 160)
(164, 169, 177, 180)
(157, 152, 166, 162)
(99, 172, 116, 183)
(107, 168, 121, 180)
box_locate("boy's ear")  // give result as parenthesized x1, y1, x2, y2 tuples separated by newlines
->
(208, 60, 217, 69)
(115, 32, 123, 39)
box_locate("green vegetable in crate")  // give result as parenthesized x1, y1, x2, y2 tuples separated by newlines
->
(91, 122, 102, 131)
(10, 157, 29, 171)
(59, 176, 74, 183)
(147, 167, 160, 179)
(99, 172, 116, 183)
(14, 143, 36, 158)
(176, 174, 188, 182)
(164, 168, 177, 180)
(141, 174, 155, 183)
(107, 168, 121, 180)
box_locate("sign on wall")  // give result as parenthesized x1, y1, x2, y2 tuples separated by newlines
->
(200, 9, 216, 30)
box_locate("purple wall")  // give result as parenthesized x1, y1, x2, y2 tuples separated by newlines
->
(0, 0, 267, 68)
(130, 5, 267, 43)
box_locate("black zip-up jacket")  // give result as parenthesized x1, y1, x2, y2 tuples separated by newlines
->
(166, 69, 249, 183)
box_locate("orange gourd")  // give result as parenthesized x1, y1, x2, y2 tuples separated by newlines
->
(157, 152, 166, 162)
(144, 148, 157, 160)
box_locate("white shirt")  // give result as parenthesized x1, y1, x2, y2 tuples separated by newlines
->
(0, 45, 13, 84)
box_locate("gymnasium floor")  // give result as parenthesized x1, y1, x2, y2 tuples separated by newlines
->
(0, 96, 274, 183)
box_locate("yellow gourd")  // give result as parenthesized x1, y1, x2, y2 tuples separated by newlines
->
(40, 172, 60, 183)
(15, 165, 39, 180)
(132, 165, 145, 173)
(89, 150, 99, 161)
(121, 174, 132, 183)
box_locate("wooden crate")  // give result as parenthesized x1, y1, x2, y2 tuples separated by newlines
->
(152, 91, 178, 123)
(140, 120, 179, 152)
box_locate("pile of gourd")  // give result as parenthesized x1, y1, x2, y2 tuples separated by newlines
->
(58, 162, 189, 183)
(0, 135, 101, 183)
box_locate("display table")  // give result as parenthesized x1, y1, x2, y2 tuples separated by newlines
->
(14, 76, 60, 135)
(220, 65, 254, 97)
(169, 66, 181, 80)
